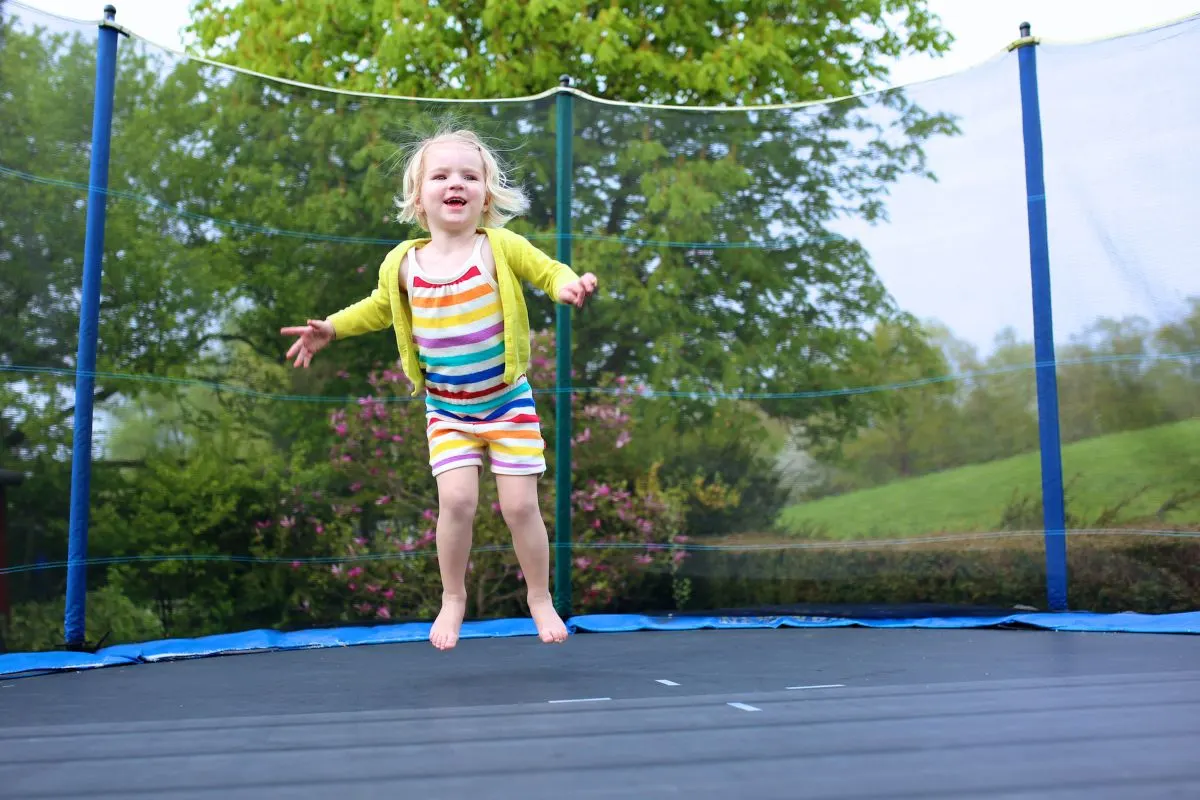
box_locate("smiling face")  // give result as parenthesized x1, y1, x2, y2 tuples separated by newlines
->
(416, 140, 488, 234)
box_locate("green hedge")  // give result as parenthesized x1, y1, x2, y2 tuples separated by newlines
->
(624, 535, 1200, 615)
(1, 585, 165, 654)
(5, 535, 1196, 653)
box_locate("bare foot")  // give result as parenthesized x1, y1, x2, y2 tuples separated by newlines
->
(430, 595, 467, 650)
(528, 593, 568, 643)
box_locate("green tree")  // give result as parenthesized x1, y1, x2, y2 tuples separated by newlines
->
(805, 299, 1200, 499)
(1151, 297, 1200, 422)
(187, 1, 950, 103)
(948, 328, 1038, 464)
(0, 14, 253, 460)
(1057, 317, 1156, 441)
(184, 0, 959, 446)
(0, 15, 288, 614)
(1, 16, 96, 457)
(806, 319, 960, 492)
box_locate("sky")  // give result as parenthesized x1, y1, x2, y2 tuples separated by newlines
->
(15, 0, 1200, 353)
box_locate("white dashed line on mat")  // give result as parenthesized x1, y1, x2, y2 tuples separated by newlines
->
(727, 702, 762, 712)
(548, 697, 611, 704)
(656, 679, 680, 686)
(786, 683, 846, 690)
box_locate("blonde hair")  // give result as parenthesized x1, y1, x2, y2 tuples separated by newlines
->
(394, 127, 529, 229)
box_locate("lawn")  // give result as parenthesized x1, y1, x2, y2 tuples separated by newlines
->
(777, 419, 1200, 539)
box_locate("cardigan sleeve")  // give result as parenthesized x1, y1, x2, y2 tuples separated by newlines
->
(503, 230, 581, 301)
(326, 253, 397, 338)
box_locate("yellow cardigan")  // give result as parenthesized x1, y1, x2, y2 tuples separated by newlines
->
(326, 226, 580, 395)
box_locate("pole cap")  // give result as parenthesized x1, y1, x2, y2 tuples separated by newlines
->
(559, 75, 572, 87)
(1008, 22, 1038, 51)
(104, 4, 116, 20)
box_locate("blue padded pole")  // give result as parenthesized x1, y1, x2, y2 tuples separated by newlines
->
(553, 76, 574, 617)
(65, 5, 122, 649)
(1014, 22, 1068, 612)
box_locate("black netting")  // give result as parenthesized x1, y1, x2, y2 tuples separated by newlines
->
(564, 53, 1046, 615)
(2, 1, 1197, 653)
(1037, 19, 1200, 607)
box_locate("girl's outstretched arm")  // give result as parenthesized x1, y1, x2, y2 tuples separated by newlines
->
(281, 248, 404, 367)
(325, 264, 395, 337)
(503, 231, 597, 307)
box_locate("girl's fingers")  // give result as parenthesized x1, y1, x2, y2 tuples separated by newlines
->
(283, 321, 329, 368)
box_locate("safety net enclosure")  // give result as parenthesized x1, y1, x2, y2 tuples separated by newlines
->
(1, 1, 1198, 659)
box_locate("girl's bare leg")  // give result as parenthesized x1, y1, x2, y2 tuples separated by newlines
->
(429, 466, 479, 650)
(495, 473, 568, 643)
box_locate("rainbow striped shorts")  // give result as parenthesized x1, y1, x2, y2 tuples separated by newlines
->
(424, 384, 546, 477)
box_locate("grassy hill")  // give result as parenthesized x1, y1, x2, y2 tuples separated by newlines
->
(777, 419, 1200, 539)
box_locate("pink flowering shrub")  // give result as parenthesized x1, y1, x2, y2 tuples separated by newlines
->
(566, 472, 691, 608)
(253, 329, 699, 623)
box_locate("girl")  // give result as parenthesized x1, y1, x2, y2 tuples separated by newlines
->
(282, 129, 597, 650)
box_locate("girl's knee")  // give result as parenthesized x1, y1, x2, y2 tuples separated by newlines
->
(437, 472, 479, 520)
(440, 491, 477, 520)
(499, 490, 540, 524)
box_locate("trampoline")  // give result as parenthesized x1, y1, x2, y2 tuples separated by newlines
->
(3, 614, 1200, 798)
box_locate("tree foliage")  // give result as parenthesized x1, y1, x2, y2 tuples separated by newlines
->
(175, 0, 961, 447)
(806, 301, 1200, 498)
(2, 1, 960, 457)
(187, 0, 952, 104)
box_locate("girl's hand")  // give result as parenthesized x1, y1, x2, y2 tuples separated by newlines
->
(558, 273, 598, 308)
(281, 319, 335, 368)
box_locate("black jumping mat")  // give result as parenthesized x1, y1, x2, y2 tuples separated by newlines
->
(2, 627, 1199, 798)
